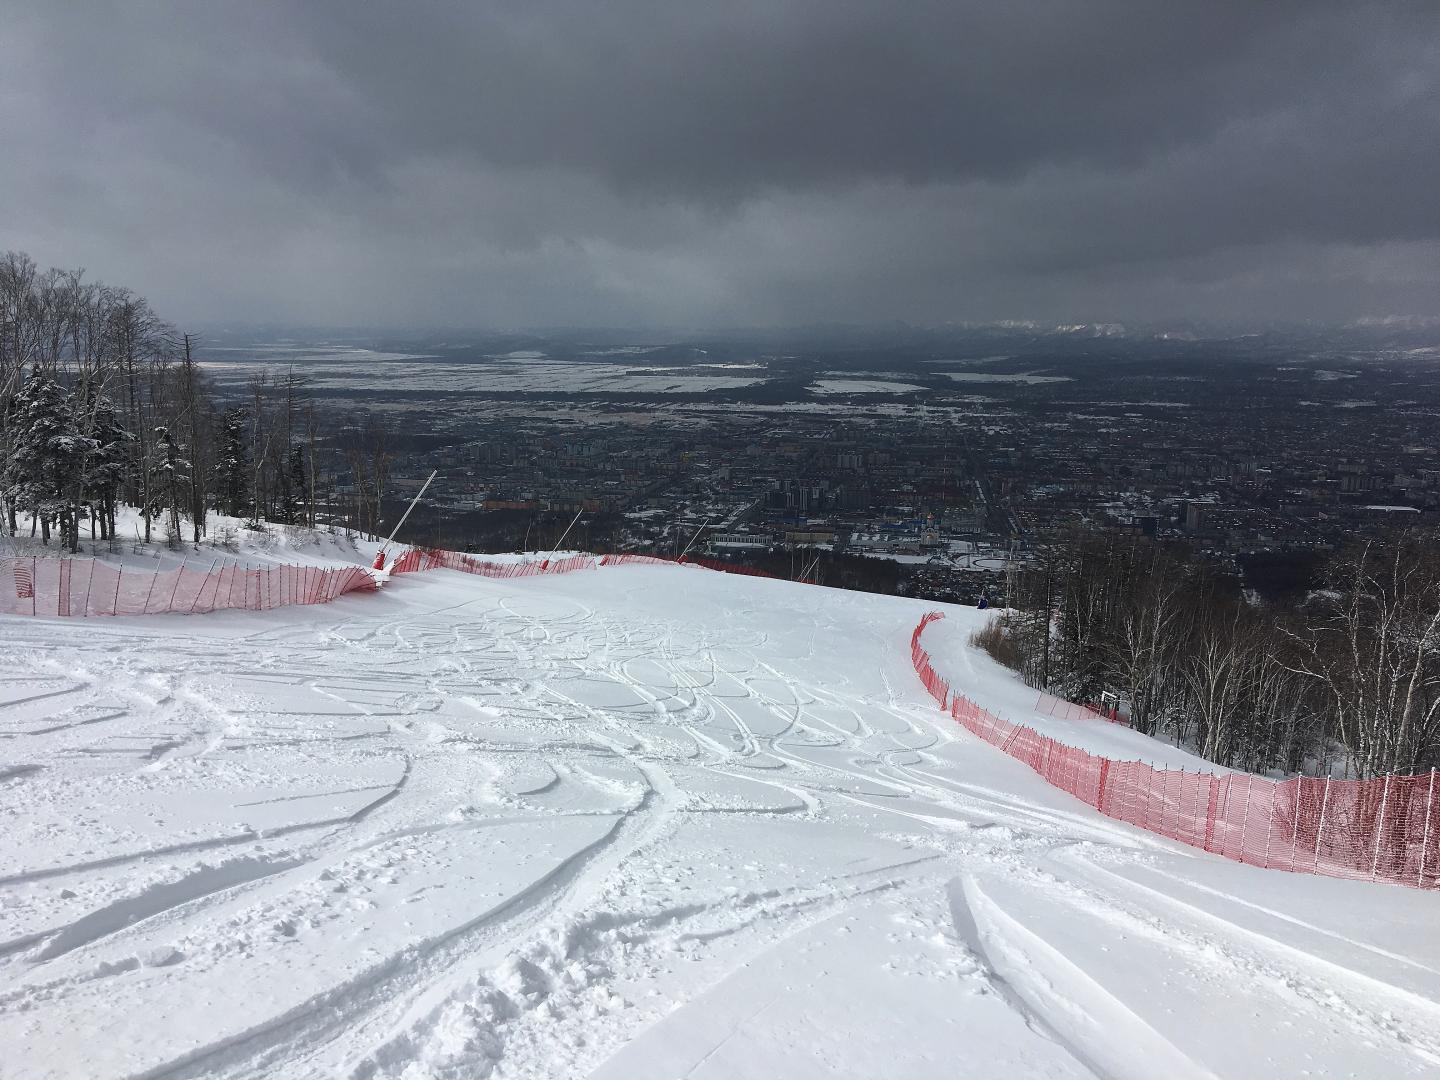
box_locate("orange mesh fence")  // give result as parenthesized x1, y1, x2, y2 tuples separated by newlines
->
(597, 552, 784, 579)
(389, 548, 601, 579)
(911, 610, 1440, 890)
(390, 548, 787, 582)
(2, 556, 378, 618)
(1, 544, 787, 619)
(1034, 690, 1124, 723)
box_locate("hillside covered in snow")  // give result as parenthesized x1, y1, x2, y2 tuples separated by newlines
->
(2, 549, 1439, 1079)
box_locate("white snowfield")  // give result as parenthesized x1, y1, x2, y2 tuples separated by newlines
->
(2, 560, 1438, 1079)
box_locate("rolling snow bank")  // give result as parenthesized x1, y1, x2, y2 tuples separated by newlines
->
(913, 610, 1440, 890)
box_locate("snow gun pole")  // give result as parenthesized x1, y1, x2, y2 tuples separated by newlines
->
(679, 518, 710, 561)
(542, 509, 585, 568)
(379, 470, 437, 558)
(798, 553, 821, 584)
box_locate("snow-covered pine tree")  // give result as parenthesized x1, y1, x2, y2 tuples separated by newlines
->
(80, 393, 133, 543)
(213, 407, 251, 519)
(284, 444, 308, 525)
(0, 364, 89, 547)
(148, 425, 192, 548)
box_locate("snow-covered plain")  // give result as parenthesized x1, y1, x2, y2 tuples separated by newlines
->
(939, 372, 1073, 384)
(198, 348, 765, 396)
(808, 379, 925, 395)
(2, 561, 1438, 1079)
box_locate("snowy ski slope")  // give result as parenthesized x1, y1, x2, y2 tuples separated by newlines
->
(2, 561, 1438, 1078)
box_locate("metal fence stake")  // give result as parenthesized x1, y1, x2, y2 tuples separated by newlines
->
(1371, 773, 1393, 883)
(1420, 769, 1436, 888)
(1261, 777, 1274, 869)
(1312, 776, 1332, 875)
(1290, 777, 1303, 872)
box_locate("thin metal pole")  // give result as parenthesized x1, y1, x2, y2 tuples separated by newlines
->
(190, 560, 219, 614)
(1261, 776, 1274, 869)
(166, 558, 187, 612)
(543, 508, 585, 566)
(379, 470, 438, 556)
(1143, 764, 1155, 831)
(679, 518, 710, 560)
(1419, 768, 1436, 888)
(1371, 773, 1393, 883)
(1290, 777, 1303, 872)
(1237, 775, 1250, 862)
(80, 559, 94, 616)
(1311, 776, 1332, 875)
(141, 563, 161, 614)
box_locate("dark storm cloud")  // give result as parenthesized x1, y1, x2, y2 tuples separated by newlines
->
(2, 1, 1437, 327)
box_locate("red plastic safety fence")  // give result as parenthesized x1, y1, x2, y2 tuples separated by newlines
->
(389, 548, 601, 579)
(912, 611, 1440, 890)
(1034, 690, 1124, 724)
(389, 547, 788, 583)
(597, 552, 786, 580)
(0, 556, 378, 618)
(910, 610, 949, 708)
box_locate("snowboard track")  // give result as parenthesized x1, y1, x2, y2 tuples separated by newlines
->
(1, 565, 1436, 1079)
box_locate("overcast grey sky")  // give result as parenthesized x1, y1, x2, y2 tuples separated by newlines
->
(3, 1, 1437, 329)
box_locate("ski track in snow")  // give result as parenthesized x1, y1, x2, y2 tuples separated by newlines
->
(1, 565, 1438, 1079)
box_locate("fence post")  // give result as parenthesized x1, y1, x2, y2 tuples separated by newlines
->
(1097, 758, 1111, 815)
(1237, 776, 1250, 863)
(32, 556, 38, 616)
(1143, 766, 1155, 830)
(112, 561, 122, 616)
(1203, 774, 1220, 852)
(190, 560, 219, 613)
(1174, 769, 1187, 840)
(1420, 769, 1436, 888)
(80, 559, 95, 616)
(1289, 778, 1303, 872)
(166, 560, 187, 612)
(1261, 778, 1275, 869)
(1165, 767, 1181, 840)
(141, 564, 161, 614)
(1311, 776, 1332, 875)
(1370, 772, 1393, 882)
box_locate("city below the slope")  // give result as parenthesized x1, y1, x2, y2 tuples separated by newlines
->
(194, 321, 1440, 605)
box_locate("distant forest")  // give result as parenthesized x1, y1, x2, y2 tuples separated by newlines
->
(0, 250, 395, 549)
(974, 529, 1440, 780)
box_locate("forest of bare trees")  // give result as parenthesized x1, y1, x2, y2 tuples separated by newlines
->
(0, 250, 364, 550)
(975, 529, 1440, 780)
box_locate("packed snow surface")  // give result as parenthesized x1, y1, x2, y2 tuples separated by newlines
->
(2, 562, 1438, 1079)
